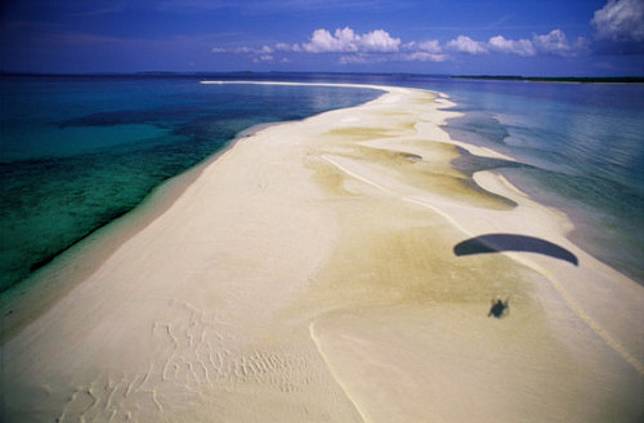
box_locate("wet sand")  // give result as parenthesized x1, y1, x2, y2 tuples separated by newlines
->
(1, 82, 642, 422)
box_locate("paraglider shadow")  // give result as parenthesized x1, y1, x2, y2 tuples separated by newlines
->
(453, 233, 578, 266)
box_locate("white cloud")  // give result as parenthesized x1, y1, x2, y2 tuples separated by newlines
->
(532, 29, 568, 53)
(592, 0, 644, 41)
(488, 35, 536, 56)
(446, 35, 488, 54)
(303, 28, 353, 52)
(212, 26, 589, 65)
(302, 27, 401, 53)
(212, 28, 401, 63)
(417, 40, 442, 53)
(531, 29, 586, 56)
(402, 51, 447, 62)
(211, 45, 277, 55)
(274, 42, 302, 52)
(360, 29, 401, 52)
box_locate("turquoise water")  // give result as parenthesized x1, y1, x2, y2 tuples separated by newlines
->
(1, 74, 643, 294)
(0, 77, 380, 292)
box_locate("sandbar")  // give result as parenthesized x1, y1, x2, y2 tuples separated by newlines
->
(1, 82, 642, 422)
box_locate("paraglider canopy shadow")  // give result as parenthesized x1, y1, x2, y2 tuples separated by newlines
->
(453, 233, 578, 266)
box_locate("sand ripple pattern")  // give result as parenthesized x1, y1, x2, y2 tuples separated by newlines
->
(57, 301, 330, 422)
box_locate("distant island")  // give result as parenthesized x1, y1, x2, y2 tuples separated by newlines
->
(451, 75, 644, 83)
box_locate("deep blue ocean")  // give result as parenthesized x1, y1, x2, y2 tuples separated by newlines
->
(1, 73, 643, 293)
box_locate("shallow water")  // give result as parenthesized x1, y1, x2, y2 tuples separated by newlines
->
(424, 79, 644, 283)
(0, 77, 380, 292)
(313, 73, 643, 283)
(320, 74, 644, 283)
(1, 73, 643, 293)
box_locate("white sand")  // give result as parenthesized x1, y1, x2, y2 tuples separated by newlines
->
(1, 82, 642, 422)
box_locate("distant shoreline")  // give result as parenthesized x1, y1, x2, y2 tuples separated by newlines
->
(451, 75, 644, 84)
(2, 70, 644, 84)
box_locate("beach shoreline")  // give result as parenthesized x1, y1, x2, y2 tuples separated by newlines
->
(1, 81, 642, 422)
(0, 118, 333, 342)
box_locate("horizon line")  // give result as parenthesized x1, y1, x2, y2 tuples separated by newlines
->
(2, 70, 644, 82)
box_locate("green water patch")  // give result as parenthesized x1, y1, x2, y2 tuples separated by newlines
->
(0, 79, 382, 293)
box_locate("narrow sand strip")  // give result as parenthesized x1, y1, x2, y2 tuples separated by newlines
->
(1, 82, 642, 422)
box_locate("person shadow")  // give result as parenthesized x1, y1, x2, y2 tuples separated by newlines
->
(488, 297, 510, 318)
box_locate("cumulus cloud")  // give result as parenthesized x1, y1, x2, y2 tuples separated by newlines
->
(302, 27, 401, 53)
(400, 39, 445, 61)
(532, 29, 569, 54)
(417, 40, 442, 53)
(360, 29, 401, 52)
(446, 35, 488, 54)
(592, 0, 644, 41)
(532, 29, 586, 56)
(211, 26, 588, 64)
(444, 30, 584, 58)
(303, 28, 352, 52)
(212, 27, 429, 64)
(488, 35, 536, 56)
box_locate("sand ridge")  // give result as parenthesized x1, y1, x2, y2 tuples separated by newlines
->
(1, 81, 642, 422)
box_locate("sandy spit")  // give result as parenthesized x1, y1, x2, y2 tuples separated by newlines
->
(1, 82, 642, 422)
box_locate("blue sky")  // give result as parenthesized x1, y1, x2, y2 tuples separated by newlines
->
(1, 0, 643, 75)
